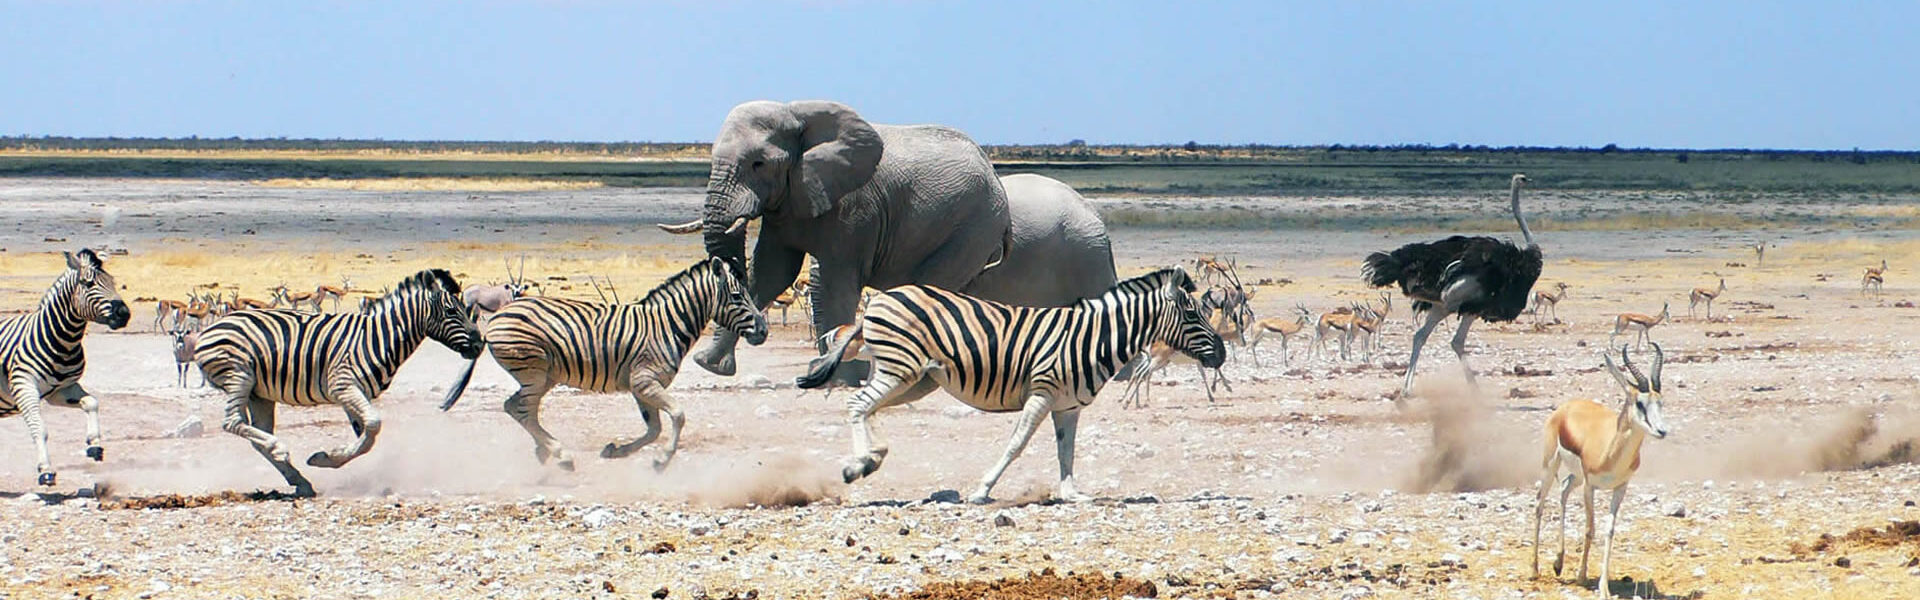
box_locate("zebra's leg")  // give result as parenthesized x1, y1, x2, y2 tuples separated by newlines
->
(1049, 409, 1093, 503)
(606, 377, 685, 472)
(55, 385, 105, 461)
(14, 378, 56, 486)
(842, 372, 937, 484)
(503, 378, 569, 470)
(601, 381, 664, 460)
(245, 396, 313, 496)
(217, 372, 311, 495)
(306, 386, 381, 469)
(968, 393, 1053, 505)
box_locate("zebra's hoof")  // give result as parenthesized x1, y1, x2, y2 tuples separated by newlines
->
(600, 442, 631, 459)
(1552, 554, 1564, 577)
(86, 446, 104, 461)
(841, 460, 875, 484)
(693, 351, 736, 376)
(556, 458, 576, 472)
(37, 472, 55, 487)
(965, 493, 994, 505)
(293, 485, 317, 499)
(306, 452, 342, 468)
(651, 459, 670, 473)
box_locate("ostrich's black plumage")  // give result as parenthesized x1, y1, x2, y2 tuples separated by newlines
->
(1363, 235, 1543, 322)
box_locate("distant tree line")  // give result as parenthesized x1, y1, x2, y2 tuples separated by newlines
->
(2, 136, 1913, 165)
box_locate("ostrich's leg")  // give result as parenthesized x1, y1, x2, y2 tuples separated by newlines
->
(1450, 315, 1480, 393)
(1399, 308, 1450, 402)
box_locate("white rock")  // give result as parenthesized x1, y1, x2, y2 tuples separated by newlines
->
(170, 415, 204, 439)
(754, 404, 780, 419)
(940, 405, 974, 419)
(582, 508, 617, 529)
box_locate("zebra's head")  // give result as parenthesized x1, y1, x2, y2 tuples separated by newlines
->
(709, 257, 768, 346)
(418, 269, 484, 360)
(1146, 267, 1225, 369)
(65, 249, 130, 330)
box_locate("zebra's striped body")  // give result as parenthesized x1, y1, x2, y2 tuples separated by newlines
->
(799, 267, 1222, 504)
(439, 257, 766, 471)
(0, 249, 131, 487)
(194, 269, 480, 497)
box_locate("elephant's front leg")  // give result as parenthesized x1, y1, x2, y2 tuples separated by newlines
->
(808, 263, 870, 385)
(692, 241, 803, 376)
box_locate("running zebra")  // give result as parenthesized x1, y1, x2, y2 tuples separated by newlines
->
(194, 269, 481, 497)
(1, 249, 131, 487)
(798, 267, 1224, 504)
(439, 257, 767, 472)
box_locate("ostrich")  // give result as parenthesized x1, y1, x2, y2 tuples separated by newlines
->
(1363, 173, 1543, 402)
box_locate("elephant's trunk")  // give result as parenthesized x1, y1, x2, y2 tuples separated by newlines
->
(702, 161, 756, 281)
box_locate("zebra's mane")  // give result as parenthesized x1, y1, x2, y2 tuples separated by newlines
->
(1083, 267, 1194, 307)
(369, 268, 460, 309)
(635, 258, 724, 306)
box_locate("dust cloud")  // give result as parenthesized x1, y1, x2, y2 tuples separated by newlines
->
(1402, 388, 1535, 493)
(1720, 408, 1920, 478)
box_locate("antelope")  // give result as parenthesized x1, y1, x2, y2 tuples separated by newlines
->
(1752, 242, 1766, 267)
(1687, 277, 1725, 321)
(1609, 301, 1667, 350)
(769, 289, 800, 326)
(1863, 259, 1887, 296)
(270, 284, 321, 313)
(180, 293, 215, 331)
(465, 257, 531, 317)
(1244, 306, 1313, 367)
(1345, 301, 1387, 364)
(154, 297, 188, 332)
(1193, 255, 1232, 285)
(315, 278, 350, 312)
(168, 327, 202, 388)
(1311, 306, 1359, 361)
(1532, 344, 1669, 598)
(229, 290, 271, 311)
(1533, 282, 1570, 324)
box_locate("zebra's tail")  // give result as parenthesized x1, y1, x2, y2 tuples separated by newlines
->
(797, 323, 863, 389)
(439, 357, 481, 411)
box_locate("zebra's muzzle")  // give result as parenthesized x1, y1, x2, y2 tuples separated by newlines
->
(101, 301, 131, 330)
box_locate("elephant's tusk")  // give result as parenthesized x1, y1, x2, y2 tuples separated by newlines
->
(656, 219, 703, 235)
(725, 216, 750, 235)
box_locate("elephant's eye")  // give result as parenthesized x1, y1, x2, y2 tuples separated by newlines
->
(751, 160, 767, 171)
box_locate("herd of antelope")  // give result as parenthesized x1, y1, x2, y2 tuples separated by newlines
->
(1125, 249, 1897, 405)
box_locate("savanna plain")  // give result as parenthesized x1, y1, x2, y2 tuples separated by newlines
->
(3, 158, 1920, 599)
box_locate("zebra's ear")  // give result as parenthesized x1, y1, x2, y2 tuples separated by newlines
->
(65, 249, 101, 271)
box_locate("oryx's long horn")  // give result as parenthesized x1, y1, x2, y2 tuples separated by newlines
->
(656, 219, 703, 234)
(1649, 342, 1664, 392)
(1621, 345, 1649, 392)
(725, 216, 749, 235)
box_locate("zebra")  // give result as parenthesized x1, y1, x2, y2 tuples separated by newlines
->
(798, 267, 1224, 504)
(1, 249, 131, 487)
(194, 269, 481, 497)
(439, 257, 767, 472)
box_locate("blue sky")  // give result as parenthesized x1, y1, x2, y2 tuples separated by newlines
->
(3, 1, 1915, 149)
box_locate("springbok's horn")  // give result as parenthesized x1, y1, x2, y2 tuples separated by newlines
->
(1621, 345, 1649, 392)
(656, 219, 703, 234)
(1649, 342, 1664, 392)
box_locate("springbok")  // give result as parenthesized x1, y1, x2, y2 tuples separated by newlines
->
(1687, 277, 1725, 321)
(270, 284, 321, 313)
(1312, 306, 1359, 361)
(1863, 259, 1887, 296)
(1533, 344, 1669, 598)
(169, 327, 202, 388)
(155, 297, 188, 332)
(1243, 306, 1313, 367)
(314, 278, 350, 313)
(1609, 301, 1667, 350)
(180, 293, 215, 331)
(229, 290, 271, 312)
(1533, 282, 1570, 324)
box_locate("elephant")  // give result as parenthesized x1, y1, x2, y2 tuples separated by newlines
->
(658, 100, 1116, 379)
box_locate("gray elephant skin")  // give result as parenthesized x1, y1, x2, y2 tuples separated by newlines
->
(662, 100, 1115, 377)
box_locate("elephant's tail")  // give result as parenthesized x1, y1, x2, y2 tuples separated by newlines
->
(979, 224, 1015, 272)
(797, 323, 864, 389)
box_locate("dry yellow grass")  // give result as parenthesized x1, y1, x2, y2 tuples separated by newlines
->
(257, 177, 604, 192)
(0, 243, 711, 328)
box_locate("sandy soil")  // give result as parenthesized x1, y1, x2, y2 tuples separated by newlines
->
(2, 178, 1920, 598)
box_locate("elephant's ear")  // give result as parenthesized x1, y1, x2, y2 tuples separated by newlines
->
(788, 101, 883, 219)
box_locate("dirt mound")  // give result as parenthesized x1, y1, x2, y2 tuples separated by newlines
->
(871, 569, 1156, 600)
(1794, 521, 1920, 555)
(98, 490, 303, 510)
